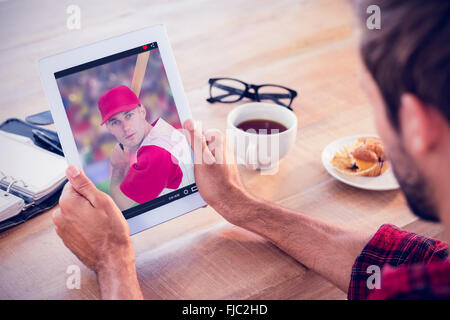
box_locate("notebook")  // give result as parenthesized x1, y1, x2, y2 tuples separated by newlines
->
(0, 189, 24, 221)
(0, 130, 67, 221)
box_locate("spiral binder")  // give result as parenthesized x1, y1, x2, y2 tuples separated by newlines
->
(0, 171, 35, 209)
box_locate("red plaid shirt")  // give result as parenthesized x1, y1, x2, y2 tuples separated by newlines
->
(348, 224, 450, 300)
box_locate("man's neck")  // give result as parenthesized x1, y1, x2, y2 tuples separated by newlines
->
(145, 122, 153, 136)
(129, 122, 152, 154)
(428, 137, 450, 244)
(436, 174, 450, 245)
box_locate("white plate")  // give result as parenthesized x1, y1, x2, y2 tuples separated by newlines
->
(321, 134, 400, 191)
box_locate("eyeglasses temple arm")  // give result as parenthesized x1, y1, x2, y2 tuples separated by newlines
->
(212, 83, 245, 96)
(257, 93, 293, 99)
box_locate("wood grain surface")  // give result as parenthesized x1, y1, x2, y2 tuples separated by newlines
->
(0, 0, 445, 299)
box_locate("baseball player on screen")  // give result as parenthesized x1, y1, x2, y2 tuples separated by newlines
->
(98, 85, 194, 211)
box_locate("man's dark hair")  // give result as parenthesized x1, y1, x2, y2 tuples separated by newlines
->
(356, 0, 450, 128)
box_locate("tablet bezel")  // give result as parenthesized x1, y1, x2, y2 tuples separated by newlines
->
(38, 25, 206, 235)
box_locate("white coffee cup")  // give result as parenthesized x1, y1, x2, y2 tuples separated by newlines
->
(226, 102, 297, 173)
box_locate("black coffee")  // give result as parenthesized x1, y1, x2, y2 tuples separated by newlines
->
(236, 119, 288, 134)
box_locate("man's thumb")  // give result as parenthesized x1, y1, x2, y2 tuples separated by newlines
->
(66, 165, 98, 206)
(183, 119, 195, 149)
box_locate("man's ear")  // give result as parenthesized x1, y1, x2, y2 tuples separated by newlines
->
(139, 104, 147, 118)
(399, 93, 442, 155)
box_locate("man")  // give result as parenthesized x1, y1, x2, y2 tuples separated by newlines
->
(53, 0, 449, 299)
(98, 85, 194, 210)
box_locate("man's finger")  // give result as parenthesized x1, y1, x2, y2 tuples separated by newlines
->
(59, 180, 72, 201)
(52, 208, 66, 231)
(204, 129, 225, 160)
(183, 119, 214, 164)
(184, 119, 208, 150)
(66, 165, 98, 206)
(183, 119, 195, 149)
(59, 182, 76, 210)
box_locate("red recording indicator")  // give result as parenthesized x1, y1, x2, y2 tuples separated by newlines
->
(142, 44, 148, 50)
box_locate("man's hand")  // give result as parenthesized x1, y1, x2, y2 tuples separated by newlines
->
(110, 144, 133, 176)
(109, 144, 136, 210)
(183, 119, 370, 292)
(183, 119, 253, 226)
(53, 165, 143, 299)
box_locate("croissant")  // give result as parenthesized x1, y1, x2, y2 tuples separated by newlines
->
(330, 137, 389, 177)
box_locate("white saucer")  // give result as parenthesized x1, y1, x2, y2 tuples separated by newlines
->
(321, 134, 400, 191)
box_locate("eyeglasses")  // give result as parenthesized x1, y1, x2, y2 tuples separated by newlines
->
(207, 78, 297, 110)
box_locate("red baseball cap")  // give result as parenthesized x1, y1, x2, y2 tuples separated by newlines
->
(98, 85, 141, 125)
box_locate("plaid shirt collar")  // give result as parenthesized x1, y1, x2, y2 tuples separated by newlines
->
(348, 224, 449, 300)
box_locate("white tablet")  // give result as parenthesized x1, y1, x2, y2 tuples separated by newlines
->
(38, 25, 206, 235)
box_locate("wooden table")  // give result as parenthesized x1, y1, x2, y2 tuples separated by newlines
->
(0, 0, 445, 299)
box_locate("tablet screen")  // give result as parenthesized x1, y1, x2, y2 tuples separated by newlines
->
(54, 42, 197, 219)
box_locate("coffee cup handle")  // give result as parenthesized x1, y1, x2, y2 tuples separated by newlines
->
(246, 143, 259, 170)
